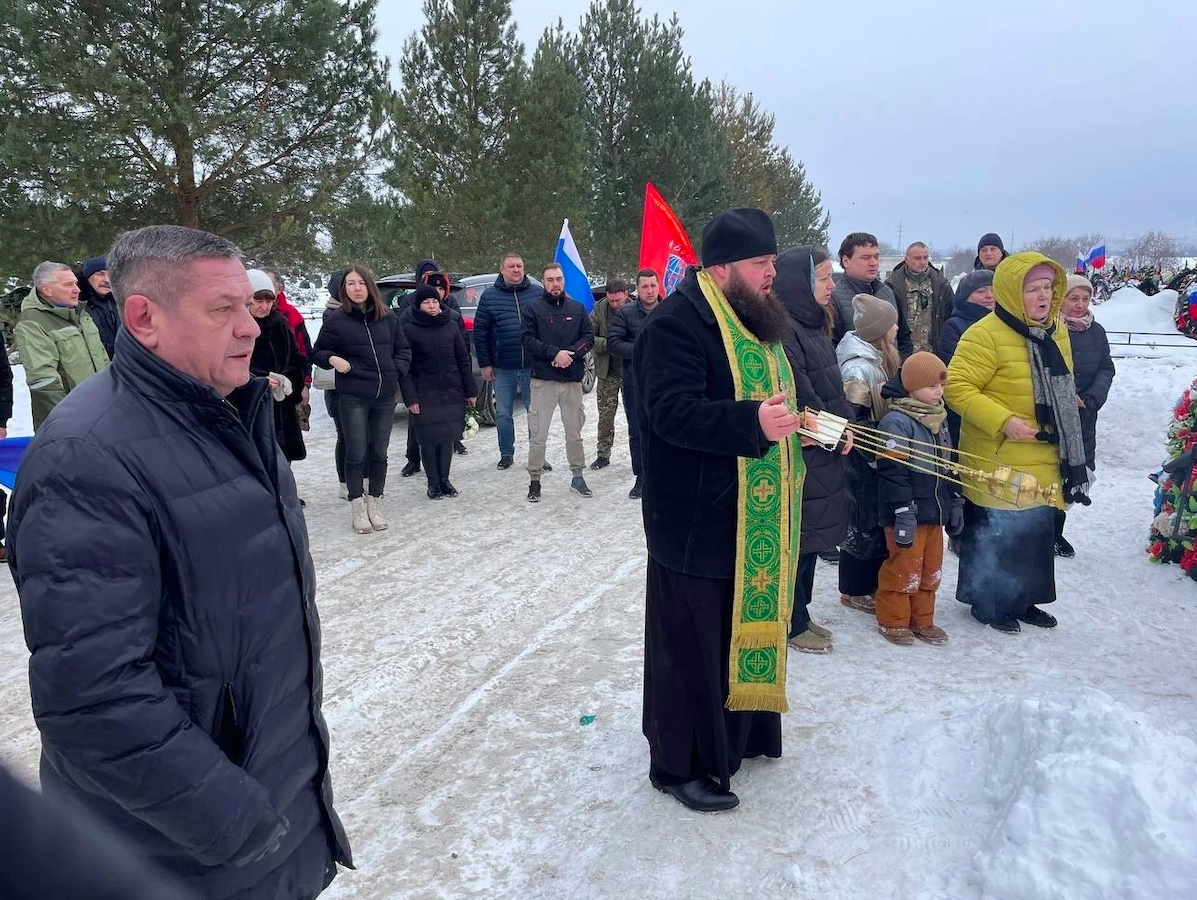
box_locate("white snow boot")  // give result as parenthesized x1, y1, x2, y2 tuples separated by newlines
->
(350, 497, 372, 534)
(339, 482, 348, 500)
(365, 495, 389, 531)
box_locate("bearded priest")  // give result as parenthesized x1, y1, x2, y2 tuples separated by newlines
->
(634, 208, 808, 812)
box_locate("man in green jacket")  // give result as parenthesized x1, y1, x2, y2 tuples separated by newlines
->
(17, 261, 110, 430)
(588, 278, 629, 470)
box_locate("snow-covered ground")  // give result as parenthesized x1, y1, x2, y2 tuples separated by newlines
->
(1, 352, 1195, 899)
(1094, 287, 1196, 357)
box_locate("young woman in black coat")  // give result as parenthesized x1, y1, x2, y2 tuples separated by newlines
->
(312, 264, 412, 534)
(1057, 274, 1116, 556)
(247, 270, 306, 464)
(401, 286, 477, 500)
(774, 245, 855, 654)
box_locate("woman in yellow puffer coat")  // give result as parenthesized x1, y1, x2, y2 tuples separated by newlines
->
(945, 252, 1090, 634)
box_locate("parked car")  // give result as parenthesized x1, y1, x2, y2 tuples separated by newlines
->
(376, 271, 596, 426)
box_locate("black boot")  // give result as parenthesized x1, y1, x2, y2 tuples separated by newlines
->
(1053, 509, 1075, 558)
(401, 460, 420, 477)
(628, 475, 643, 499)
(438, 444, 457, 497)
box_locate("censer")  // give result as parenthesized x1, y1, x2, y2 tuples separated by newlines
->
(794, 409, 1060, 509)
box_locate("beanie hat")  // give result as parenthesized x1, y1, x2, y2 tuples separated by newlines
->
(81, 257, 107, 280)
(412, 284, 440, 305)
(901, 351, 947, 393)
(1024, 263, 1056, 287)
(976, 232, 1006, 254)
(1065, 274, 1093, 296)
(955, 268, 994, 303)
(327, 269, 348, 301)
(701, 208, 777, 266)
(852, 293, 898, 342)
(247, 268, 275, 296)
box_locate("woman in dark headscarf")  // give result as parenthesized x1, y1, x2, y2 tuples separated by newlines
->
(773, 246, 854, 654)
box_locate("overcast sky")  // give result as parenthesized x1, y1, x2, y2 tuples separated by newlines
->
(377, 0, 1196, 253)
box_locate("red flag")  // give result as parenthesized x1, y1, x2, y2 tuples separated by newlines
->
(639, 182, 697, 297)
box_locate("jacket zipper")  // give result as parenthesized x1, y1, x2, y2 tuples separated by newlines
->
(364, 318, 382, 399)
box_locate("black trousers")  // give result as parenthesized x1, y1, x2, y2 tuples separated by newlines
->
(339, 393, 395, 500)
(838, 550, 885, 597)
(788, 551, 820, 637)
(406, 421, 421, 466)
(956, 501, 1056, 621)
(323, 390, 345, 483)
(642, 557, 782, 791)
(420, 441, 452, 488)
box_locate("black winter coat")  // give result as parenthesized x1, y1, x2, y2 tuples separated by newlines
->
(876, 375, 959, 527)
(608, 300, 654, 373)
(401, 309, 477, 445)
(634, 268, 773, 579)
(0, 763, 196, 900)
(8, 330, 352, 899)
(832, 273, 914, 357)
(475, 275, 538, 370)
(79, 281, 121, 360)
(521, 291, 594, 382)
(774, 247, 852, 554)
(0, 330, 12, 424)
(311, 302, 411, 401)
(250, 309, 307, 461)
(1067, 320, 1115, 470)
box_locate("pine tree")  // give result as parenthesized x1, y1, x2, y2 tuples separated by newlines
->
(504, 21, 591, 270)
(0, 0, 394, 275)
(389, 0, 526, 271)
(713, 84, 829, 249)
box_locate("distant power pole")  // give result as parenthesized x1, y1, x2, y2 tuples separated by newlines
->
(896, 221, 904, 250)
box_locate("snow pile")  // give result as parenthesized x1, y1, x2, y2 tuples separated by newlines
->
(1093, 288, 1195, 357)
(970, 691, 1197, 899)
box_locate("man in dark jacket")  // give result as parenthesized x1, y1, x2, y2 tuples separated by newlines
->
(521, 262, 594, 500)
(974, 232, 1010, 270)
(589, 279, 629, 470)
(77, 256, 121, 358)
(475, 253, 539, 470)
(609, 268, 660, 498)
(8, 225, 352, 900)
(636, 208, 807, 813)
(831, 232, 914, 357)
(886, 242, 955, 353)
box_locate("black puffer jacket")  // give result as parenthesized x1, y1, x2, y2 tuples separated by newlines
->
(1067, 319, 1115, 470)
(937, 278, 993, 446)
(78, 280, 121, 359)
(8, 330, 352, 899)
(520, 291, 594, 382)
(250, 309, 307, 462)
(608, 300, 654, 369)
(774, 247, 852, 554)
(311, 302, 411, 401)
(475, 275, 536, 370)
(832, 273, 913, 357)
(634, 268, 773, 579)
(876, 372, 959, 526)
(401, 308, 477, 445)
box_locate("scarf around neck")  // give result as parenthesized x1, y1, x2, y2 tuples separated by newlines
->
(993, 304, 1091, 505)
(1064, 311, 1093, 331)
(696, 269, 803, 714)
(891, 395, 947, 434)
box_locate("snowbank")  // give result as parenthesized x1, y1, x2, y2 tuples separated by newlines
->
(1093, 287, 1195, 358)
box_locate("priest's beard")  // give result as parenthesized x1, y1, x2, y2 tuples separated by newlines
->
(724, 267, 788, 343)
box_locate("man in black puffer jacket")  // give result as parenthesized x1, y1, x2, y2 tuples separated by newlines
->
(8, 225, 352, 900)
(77, 256, 121, 358)
(521, 262, 594, 500)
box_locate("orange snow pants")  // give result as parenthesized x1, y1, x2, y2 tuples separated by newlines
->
(876, 524, 944, 628)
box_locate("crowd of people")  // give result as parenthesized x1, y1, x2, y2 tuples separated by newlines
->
(0, 209, 1125, 893)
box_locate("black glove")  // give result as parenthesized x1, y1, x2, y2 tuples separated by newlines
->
(947, 496, 965, 537)
(893, 504, 917, 547)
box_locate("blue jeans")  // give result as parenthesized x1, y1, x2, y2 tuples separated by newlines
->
(494, 366, 532, 458)
(339, 392, 396, 499)
(622, 366, 642, 476)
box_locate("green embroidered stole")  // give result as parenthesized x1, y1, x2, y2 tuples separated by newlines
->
(696, 270, 804, 714)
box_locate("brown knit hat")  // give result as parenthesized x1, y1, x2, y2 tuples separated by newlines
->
(900, 351, 947, 393)
(852, 293, 898, 343)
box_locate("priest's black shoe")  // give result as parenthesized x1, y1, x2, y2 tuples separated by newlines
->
(1018, 606, 1058, 628)
(651, 777, 739, 812)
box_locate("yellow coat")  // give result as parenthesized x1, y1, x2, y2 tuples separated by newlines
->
(944, 252, 1070, 510)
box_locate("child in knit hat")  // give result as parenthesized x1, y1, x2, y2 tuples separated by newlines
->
(872, 351, 964, 645)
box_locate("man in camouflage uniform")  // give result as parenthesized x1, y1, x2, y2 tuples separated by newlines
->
(886, 241, 955, 354)
(589, 279, 630, 469)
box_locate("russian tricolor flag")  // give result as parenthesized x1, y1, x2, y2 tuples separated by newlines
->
(554, 219, 594, 311)
(1086, 244, 1106, 269)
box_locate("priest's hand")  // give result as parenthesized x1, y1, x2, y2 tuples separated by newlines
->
(758, 393, 801, 441)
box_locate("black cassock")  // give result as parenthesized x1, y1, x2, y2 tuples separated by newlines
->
(633, 270, 784, 791)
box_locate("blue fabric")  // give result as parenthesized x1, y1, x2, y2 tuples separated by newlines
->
(475, 276, 537, 370)
(494, 366, 532, 458)
(0, 436, 31, 489)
